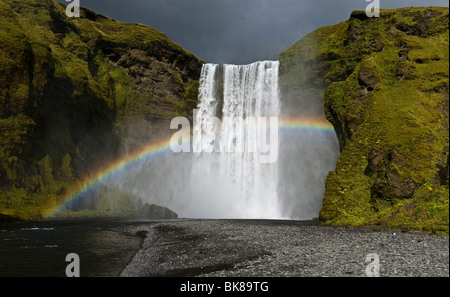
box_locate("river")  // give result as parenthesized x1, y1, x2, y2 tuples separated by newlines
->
(0, 218, 151, 277)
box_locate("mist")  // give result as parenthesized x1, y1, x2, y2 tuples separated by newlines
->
(60, 0, 444, 219)
(70, 60, 340, 220)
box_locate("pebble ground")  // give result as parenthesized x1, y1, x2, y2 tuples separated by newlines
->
(120, 219, 449, 277)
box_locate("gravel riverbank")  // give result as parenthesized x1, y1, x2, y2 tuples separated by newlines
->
(120, 219, 449, 277)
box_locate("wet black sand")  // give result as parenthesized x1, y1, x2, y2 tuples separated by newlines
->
(120, 219, 449, 277)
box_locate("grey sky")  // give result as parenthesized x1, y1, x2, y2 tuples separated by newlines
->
(58, 0, 449, 64)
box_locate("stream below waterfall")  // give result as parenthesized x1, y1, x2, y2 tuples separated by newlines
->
(0, 218, 152, 277)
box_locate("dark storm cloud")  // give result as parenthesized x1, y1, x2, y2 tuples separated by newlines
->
(58, 0, 449, 64)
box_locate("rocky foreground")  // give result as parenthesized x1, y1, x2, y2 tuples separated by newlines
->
(120, 219, 449, 277)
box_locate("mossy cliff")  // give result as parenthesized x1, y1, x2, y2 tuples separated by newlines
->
(280, 7, 449, 232)
(0, 0, 203, 219)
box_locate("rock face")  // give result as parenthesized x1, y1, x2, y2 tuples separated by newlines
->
(140, 203, 178, 220)
(0, 212, 19, 222)
(0, 0, 203, 218)
(280, 7, 449, 232)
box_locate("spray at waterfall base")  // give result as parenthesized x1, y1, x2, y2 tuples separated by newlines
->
(51, 61, 339, 220)
(162, 61, 338, 219)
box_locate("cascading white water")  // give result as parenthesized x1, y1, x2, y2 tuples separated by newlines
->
(96, 60, 339, 220)
(186, 61, 282, 219)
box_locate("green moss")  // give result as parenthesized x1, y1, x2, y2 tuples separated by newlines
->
(62, 31, 90, 61)
(183, 79, 200, 114)
(0, 0, 203, 219)
(60, 153, 73, 182)
(281, 7, 449, 232)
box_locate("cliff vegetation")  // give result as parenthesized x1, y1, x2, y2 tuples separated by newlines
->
(280, 7, 449, 233)
(0, 0, 203, 219)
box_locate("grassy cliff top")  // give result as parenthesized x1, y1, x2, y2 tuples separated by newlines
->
(0, 0, 203, 219)
(280, 6, 449, 233)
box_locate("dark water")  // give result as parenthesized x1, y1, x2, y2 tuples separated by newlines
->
(0, 218, 150, 277)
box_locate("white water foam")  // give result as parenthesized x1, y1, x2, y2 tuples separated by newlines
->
(186, 61, 282, 219)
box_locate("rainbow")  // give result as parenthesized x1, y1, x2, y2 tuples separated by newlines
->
(279, 117, 336, 133)
(44, 135, 176, 218)
(45, 117, 335, 217)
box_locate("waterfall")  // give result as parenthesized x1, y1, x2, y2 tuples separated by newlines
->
(186, 61, 282, 219)
(98, 60, 339, 221)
